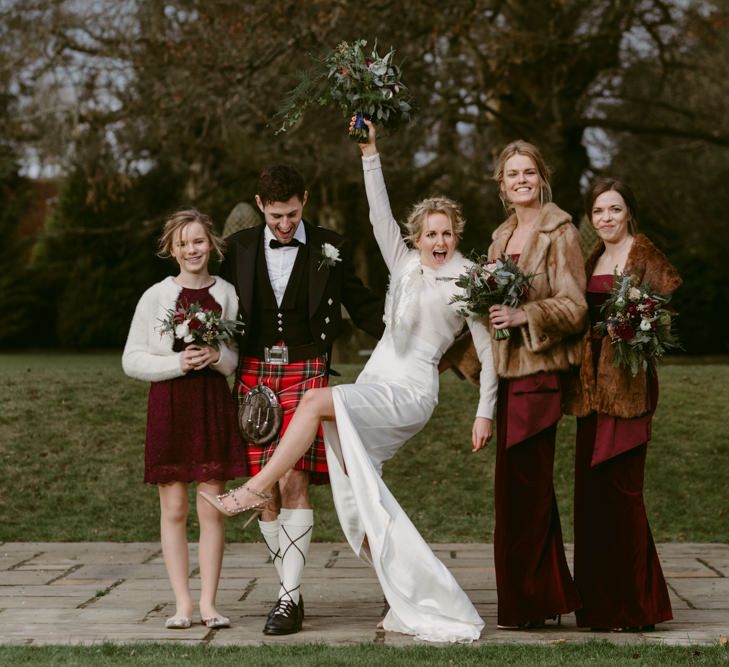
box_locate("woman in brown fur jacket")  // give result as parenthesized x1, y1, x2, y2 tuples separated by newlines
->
(487, 141, 586, 629)
(565, 178, 680, 631)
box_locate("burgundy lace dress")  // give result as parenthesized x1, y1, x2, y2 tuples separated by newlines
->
(144, 285, 247, 484)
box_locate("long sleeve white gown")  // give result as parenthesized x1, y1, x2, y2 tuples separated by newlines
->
(321, 153, 498, 643)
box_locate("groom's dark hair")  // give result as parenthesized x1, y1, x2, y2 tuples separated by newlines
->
(256, 164, 306, 205)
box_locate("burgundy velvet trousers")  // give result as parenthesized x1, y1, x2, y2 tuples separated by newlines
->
(573, 414, 673, 628)
(494, 378, 581, 627)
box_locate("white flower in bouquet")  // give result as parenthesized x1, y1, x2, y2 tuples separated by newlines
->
(640, 318, 653, 332)
(195, 311, 207, 322)
(174, 322, 190, 339)
(629, 286, 642, 301)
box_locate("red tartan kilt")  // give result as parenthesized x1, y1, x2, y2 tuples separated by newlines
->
(237, 354, 329, 485)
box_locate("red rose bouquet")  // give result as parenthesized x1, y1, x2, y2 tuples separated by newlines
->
(158, 302, 245, 349)
(448, 254, 536, 340)
(594, 271, 680, 376)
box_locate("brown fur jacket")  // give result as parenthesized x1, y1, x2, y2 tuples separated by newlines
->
(564, 233, 682, 418)
(445, 203, 587, 380)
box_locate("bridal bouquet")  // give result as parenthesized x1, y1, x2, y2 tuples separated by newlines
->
(449, 255, 536, 340)
(276, 39, 415, 142)
(158, 302, 245, 349)
(594, 271, 680, 376)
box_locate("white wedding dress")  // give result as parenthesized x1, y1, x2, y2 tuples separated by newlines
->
(322, 153, 498, 643)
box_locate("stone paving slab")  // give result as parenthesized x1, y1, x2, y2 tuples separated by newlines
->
(703, 559, 729, 578)
(0, 542, 727, 647)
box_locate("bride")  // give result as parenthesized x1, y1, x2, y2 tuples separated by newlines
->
(202, 120, 498, 643)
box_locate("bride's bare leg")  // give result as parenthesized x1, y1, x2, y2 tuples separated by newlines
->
(219, 387, 336, 513)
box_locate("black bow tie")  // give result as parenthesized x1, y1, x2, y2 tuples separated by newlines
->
(269, 238, 303, 249)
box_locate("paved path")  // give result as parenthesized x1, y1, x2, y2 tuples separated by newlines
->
(0, 542, 727, 646)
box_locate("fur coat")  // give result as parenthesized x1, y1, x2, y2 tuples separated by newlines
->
(444, 203, 587, 381)
(564, 234, 682, 418)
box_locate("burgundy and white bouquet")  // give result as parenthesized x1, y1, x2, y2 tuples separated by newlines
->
(276, 39, 415, 142)
(158, 302, 245, 349)
(594, 271, 680, 376)
(448, 255, 537, 340)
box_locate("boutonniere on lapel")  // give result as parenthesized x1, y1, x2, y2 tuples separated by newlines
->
(317, 242, 342, 271)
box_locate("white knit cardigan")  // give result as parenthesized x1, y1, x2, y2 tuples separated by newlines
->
(122, 276, 240, 382)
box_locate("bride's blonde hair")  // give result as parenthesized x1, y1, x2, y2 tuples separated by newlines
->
(404, 196, 466, 247)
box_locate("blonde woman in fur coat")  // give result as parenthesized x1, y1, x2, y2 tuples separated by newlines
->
(565, 178, 680, 631)
(486, 141, 586, 629)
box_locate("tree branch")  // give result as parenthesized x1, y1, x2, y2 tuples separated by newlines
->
(580, 116, 729, 145)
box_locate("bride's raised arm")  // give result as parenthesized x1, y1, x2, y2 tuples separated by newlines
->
(357, 119, 410, 273)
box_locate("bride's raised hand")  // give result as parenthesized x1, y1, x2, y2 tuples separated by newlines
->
(350, 115, 377, 157)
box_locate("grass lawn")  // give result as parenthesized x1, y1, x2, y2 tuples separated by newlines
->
(1, 352, 727, 543)
(0, 642, 727, 666)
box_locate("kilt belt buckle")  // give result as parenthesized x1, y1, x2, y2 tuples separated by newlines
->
(264, 344, 289, 365)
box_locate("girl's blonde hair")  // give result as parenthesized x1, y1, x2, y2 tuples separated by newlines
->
(157, 209, 225, 261)
(404, 196, 466, 246)
(493, 140, 552, 212)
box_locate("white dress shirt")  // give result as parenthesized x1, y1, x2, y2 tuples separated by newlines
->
(263, 223, 307, 307)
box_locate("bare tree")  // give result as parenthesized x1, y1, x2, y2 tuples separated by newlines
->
(2, 0, 728, 347)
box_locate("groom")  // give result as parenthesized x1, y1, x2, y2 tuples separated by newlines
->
(221, 164, 384, 635)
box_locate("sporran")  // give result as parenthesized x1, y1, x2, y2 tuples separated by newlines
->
(238, 383, 284, 445)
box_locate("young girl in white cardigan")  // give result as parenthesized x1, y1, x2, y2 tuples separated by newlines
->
(123, 209, 246, 629)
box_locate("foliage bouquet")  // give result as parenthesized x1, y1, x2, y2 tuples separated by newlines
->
(594, 271, 680, 376)
(276, 39, 415, 142)
(158, 302, 245, 349)
(448, 255, 536, 340)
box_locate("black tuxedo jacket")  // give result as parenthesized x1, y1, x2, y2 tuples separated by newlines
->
(221, 221, 384, 354)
